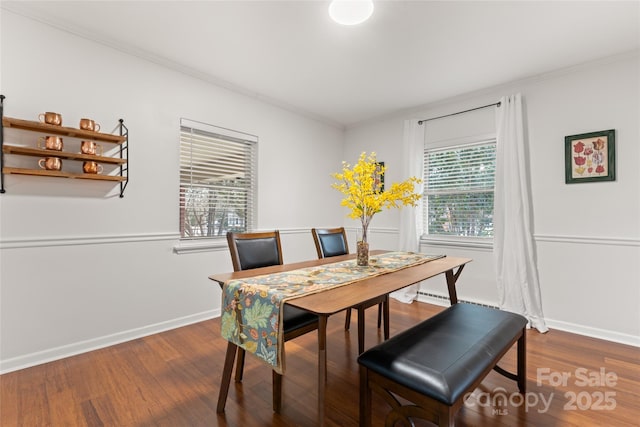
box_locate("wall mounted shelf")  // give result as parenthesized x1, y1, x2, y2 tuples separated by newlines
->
(0, 94, 129, 196)
(2, 117, 127, 144)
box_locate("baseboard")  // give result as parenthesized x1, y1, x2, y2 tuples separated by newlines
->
(544, 319, 640, 348)
(416, 292, 639, 347)
(0, 309, 219, 374)
(417, 291, 498, 309)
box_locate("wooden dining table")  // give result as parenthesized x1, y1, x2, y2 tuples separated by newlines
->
(209, 250, 472, 424)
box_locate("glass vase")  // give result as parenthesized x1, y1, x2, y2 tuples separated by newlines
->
(356, 226, 369, 266)
(356, 241, 369, 266)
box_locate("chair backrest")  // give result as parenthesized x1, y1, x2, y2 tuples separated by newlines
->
(227, 231, 283, 272)
(311, 227, 349, 259)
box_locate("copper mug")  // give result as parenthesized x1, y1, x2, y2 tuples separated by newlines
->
(79, 118, 100, 132)
(37, 136, 64, 151)
(83, 161, 103, 174)
(38, 112, 62, 126)
(80, 140, 102, 156)
(38, 157, 62, 171)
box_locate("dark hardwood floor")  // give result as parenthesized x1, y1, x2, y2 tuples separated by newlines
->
(1, 300, 638, 426)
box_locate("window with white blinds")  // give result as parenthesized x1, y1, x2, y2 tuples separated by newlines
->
(422, 140, 496, 239)
(179, 119, 257, 239)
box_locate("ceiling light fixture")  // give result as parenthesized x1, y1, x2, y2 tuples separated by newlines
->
(328, 0, 374, 26)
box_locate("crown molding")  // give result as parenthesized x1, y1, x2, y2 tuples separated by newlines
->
(349, 49, 640, 129)
(1, 3, 345, 131)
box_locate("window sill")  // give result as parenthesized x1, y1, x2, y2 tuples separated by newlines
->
(420, 236, 493, 250)
(173, 238, 228, 254)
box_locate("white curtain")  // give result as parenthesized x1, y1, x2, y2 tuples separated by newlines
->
(392, 119, 424, 303)
(494, 94, 548, 332)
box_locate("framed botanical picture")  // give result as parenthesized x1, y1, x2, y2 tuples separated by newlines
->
(374, 162, 385, 192)
(565, 129, 615, 184)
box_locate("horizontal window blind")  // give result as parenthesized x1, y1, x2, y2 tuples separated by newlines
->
(423, 141, 495, 238)
(179, 120, 257, 239)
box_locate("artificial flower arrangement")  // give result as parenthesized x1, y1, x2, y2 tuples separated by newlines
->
(332, 152, 422, 265)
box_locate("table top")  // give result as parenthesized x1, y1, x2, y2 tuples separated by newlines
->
(210, 251, 471, 316)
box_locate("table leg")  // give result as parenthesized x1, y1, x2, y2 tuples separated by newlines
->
(445, 264, 465, 304)
(217, 342, 238, 413)
(273, 370, 282, 413)
(359, 366, 372, 427)
(318, 315, 328, 423)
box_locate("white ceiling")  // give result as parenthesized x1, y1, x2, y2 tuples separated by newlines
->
(4, 1, 640, 127)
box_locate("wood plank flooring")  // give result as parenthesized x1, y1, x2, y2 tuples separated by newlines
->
(1, 300, 638, 426)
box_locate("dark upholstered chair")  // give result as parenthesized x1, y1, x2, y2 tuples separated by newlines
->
(312, 226, 350, 258)
(311, 227, 388, 353)
(219, 231, 319, 413)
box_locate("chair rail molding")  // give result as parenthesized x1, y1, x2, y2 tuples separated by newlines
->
(5, 231, 636, 250)
(0, 232, 179, 249)
(534, 234, 640, 247)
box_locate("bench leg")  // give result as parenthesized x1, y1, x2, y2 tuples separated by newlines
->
(517, 329, 527, 393)
(359, 366, 372, 427)
(437, 408, 455, 427)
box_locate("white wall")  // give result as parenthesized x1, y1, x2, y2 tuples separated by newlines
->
(344, 52, 640, 345)
(0, 11, 345, 372)
(1, 11, 638, 374)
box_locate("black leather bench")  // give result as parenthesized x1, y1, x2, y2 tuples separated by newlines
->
(357, 303, 527, 427)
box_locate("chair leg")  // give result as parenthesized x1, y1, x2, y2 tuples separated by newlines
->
(217, 342, 238, 413)
(235, 348, 246, 382)
(383, 296, 390, 340)
(273, 370, 282, 413)
(358, 307, 366, 354)
(345, 308, 352, 330)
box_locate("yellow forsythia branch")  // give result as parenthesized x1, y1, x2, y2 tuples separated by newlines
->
(332, 152, 421, 241)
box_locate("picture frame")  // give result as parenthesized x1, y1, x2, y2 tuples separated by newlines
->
(565, 129, 615, 184)
(374, 161, 385, 192)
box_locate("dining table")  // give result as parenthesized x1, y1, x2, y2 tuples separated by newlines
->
(209, 250, 472, 424)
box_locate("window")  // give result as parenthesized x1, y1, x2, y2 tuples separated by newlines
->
(179, 119, 257, 239)
(422, 140, 496, 242)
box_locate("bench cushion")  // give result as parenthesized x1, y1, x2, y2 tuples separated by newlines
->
(357, 303, 527, 405)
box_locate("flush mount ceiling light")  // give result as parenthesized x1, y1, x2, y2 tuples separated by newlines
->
(329, 0, 374, 25)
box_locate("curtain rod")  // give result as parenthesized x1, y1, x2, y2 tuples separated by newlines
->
(418, 101, 501, 125)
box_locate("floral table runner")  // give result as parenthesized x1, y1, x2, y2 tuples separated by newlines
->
(220, 251, 445, 373)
